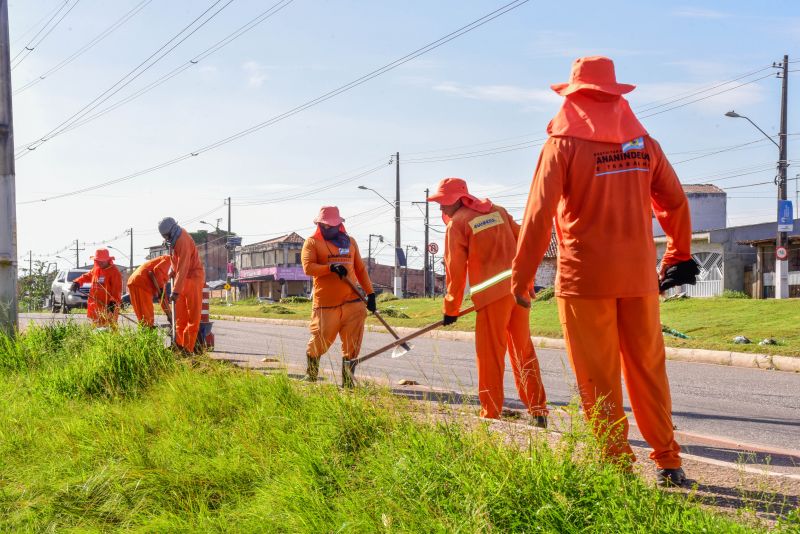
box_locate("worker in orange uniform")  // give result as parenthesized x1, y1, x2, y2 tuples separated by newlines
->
(127, 255, 171, 327)
(301, 206, 376, 388)
(428, 178, 548, 427)
(70, 248, 122, 328)
(511, 56, 699, 487)
(158, 217, 205, 353)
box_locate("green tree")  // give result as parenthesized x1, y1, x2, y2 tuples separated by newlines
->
(18, 261, 57, 311)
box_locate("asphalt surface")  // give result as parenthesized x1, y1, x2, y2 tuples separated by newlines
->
(19, 313, 800, 471)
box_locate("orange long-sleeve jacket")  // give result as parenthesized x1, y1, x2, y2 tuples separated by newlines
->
(170, 230, 204, 295)
(128, 255, 171, 295)
(74, 262, 122, 306)
(302, 234, 374, 308)
(512, 135, 692, 299)
(443, 202, 519, 316)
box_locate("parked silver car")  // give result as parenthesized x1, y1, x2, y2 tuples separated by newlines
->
(50, 268, 90, 313)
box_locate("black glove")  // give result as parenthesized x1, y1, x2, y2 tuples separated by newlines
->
(659, 259, 700, 292)
(107, 301, 118, 314)
(170, 291, 180, 303)
(70, 282, 80, 292)
(366, 293, 377, 312)
(329, 263, 347, 279)
(443, 314, 458, 326)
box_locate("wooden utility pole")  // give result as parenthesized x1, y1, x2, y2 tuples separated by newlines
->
(73, 239, 84, 268)
(128, 228, 133, 271)
(0, 0, 16, 337)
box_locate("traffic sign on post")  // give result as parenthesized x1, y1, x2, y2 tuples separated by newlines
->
(778, 200, 794, 232)
(776, 246, 788, 260)
(427, 242, 439, 255)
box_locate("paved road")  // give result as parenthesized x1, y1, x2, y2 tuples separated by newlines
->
(20, 313, 800, 469)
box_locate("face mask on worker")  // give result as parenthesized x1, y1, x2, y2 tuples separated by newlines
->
(319, 224, 351, 249)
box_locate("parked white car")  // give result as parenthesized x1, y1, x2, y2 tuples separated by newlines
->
(50, 268, 90, 313)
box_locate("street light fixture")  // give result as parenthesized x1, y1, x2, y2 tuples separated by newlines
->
(357, 184, 402, 297)
(725, 108, 789, 299)
(724, 111, 780, 149)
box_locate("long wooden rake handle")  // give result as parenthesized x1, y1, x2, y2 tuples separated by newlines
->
(342, 276, 411, 351)
(353, 305, 475, 366)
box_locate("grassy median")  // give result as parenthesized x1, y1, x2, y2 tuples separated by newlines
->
(0, 324, 794, 531)
(0, 324, 800, 532)
(210, 295, 800, 357)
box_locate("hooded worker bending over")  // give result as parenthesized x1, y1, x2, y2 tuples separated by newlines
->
(71, 248, 122, 328)
(428, 178, 548, 426)
(159, 217, 205, 353)
(301, 206, 376, 387)
(511, 57, 698, 487)
(127, 255, 171, 327)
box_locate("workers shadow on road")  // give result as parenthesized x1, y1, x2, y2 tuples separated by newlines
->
(684, 482, 799, 523)
(390, 388, 570, 412)
(672, 409, 800, 429)
(628, 438, 800, 468)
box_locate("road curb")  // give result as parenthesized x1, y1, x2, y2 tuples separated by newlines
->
(209, 314, 799, 372)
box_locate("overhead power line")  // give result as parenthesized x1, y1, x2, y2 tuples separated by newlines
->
(14, 0, 154, 95)
(18, 0, 530, 204)
(22, 0, 294, 136)
(15, 0, 236, 159)
(11, 0, 81, 70)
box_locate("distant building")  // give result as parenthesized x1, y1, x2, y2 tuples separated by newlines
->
(235, 232, 310, 300)
(653, 184, 726, 237)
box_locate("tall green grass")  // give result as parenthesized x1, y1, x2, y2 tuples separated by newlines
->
(0, 325, 792, 532)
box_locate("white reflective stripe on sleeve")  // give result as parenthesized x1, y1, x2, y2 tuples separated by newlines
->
(469, 268, 512, 295)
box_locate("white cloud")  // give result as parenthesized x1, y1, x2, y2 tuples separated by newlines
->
(242, 61, 268, 88)
(672, 7, 730, 19)
(432, 82, 560, 109)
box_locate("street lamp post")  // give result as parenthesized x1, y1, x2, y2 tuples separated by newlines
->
(403, 245, 418, 295)
(358, 184, 402, 297)
(726, 104, 790, 299)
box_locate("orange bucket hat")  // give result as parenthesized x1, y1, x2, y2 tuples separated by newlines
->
(91, 248, 114, 262)
(550, 56, 635, 96)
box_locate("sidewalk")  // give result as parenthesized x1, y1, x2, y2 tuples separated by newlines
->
(210, 314, 800, 373)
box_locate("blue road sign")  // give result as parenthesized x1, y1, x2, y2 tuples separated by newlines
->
(778, 200, 794, 232)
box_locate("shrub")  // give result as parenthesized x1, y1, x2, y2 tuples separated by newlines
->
(535, 286, 555, 301)
(722, 289, 750, 299)
(379, 307, 410, 319)
(260, 305, 294, 315)
(376, 292, 398, 302)
(279, 296, 311, 304)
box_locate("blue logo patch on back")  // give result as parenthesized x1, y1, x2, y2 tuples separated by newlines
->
(621, 137, 645, 153)
(339, 247, 350, 256)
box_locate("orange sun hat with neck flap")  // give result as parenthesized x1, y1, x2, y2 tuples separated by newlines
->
(547, 56, 647, 144)
(427, 177, 492, 222)
(91, 248, 114, 263)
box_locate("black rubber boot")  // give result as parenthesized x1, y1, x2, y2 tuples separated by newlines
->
(301, 355, 319, 382)
(531, 415, 548, 429)
(656, 467, 686, 488)
(342, 358, 357, 389)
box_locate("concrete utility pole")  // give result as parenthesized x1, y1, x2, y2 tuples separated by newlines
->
(367, 233, 383, 275)
(775, 54, 790, 299)
(394, 152, 402, 298)
(128, 228, 133, 271)
(28, 250, 31, 276)
(73, 239, 84, 268)
(0, 0, 16, 337)
(412, 191, 431, 297)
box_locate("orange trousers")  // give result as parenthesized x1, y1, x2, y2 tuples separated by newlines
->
(306, 300, 367, 359)
(557, 294, 681, 469)
(129, 284, 170, 327)
(475, 294, 548, 419)
(175, 277, 203, 351)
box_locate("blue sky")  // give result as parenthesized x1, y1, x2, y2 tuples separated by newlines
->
(9, 0, 800, 271)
